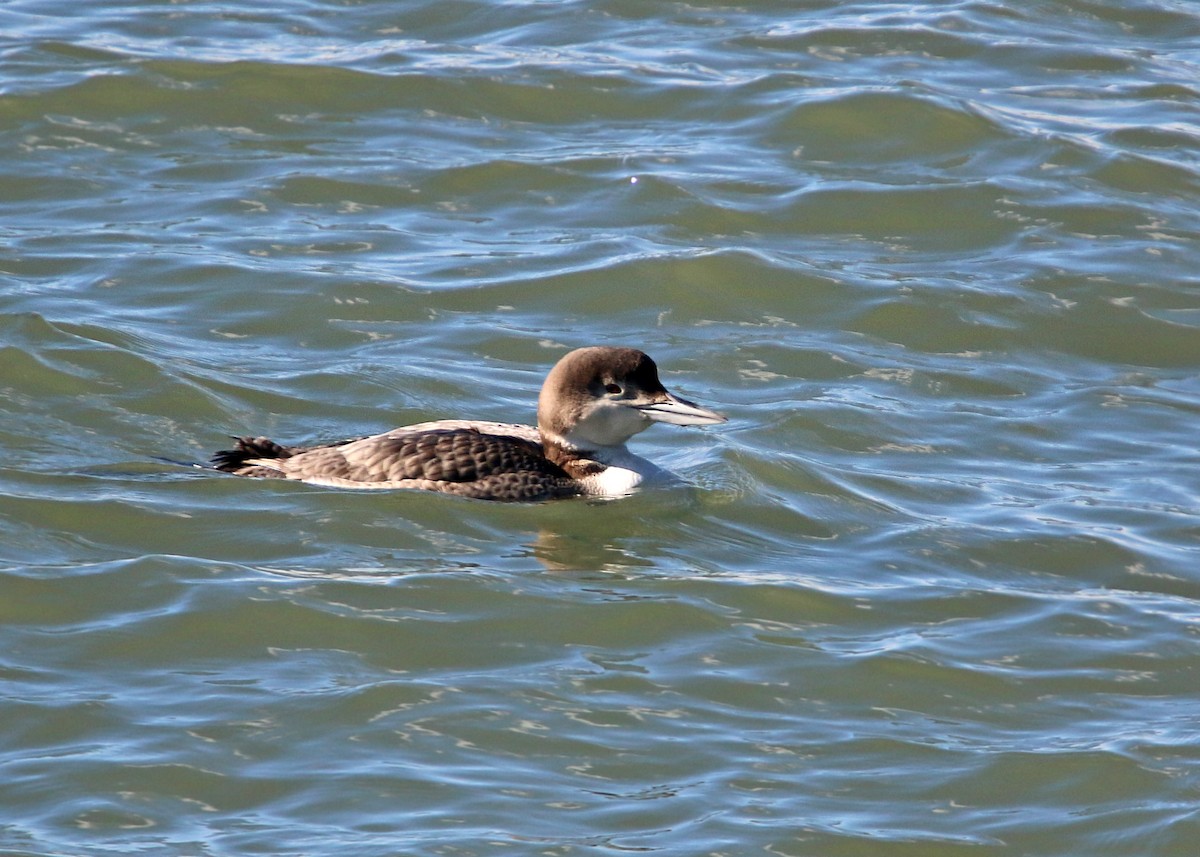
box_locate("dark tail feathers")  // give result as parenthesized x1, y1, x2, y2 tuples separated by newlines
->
(211, 436, 292, 472)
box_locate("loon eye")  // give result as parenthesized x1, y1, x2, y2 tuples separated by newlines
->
(605, 383, 622, 395)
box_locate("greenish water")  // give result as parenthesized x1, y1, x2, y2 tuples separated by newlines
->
(2, 1, 1199, 855)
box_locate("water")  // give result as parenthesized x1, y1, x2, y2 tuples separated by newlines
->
(2, 1, 1199, 854)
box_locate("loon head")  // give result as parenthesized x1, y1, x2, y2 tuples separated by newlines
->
(536, 346, 726, 451)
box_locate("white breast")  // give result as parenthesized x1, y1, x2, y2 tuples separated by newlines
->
(577, 447, 670, 498)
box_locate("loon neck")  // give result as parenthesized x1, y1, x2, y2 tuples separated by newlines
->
(539, 429, 614, 473)
(539, 426, 663, 496)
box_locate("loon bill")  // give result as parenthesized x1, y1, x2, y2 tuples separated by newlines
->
(212, 346, 726, 501)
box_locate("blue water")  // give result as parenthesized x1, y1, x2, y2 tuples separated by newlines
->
(2, 1, 1199, 855)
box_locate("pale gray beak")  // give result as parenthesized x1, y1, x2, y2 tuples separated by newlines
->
(636, 392, 727, 427)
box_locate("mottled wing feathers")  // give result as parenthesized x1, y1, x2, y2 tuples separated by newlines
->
(212, 429, 580, 501)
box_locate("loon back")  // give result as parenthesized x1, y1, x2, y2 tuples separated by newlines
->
(214, 427, 581, 501)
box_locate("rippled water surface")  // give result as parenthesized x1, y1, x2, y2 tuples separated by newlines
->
(2, 1, 1199, 855)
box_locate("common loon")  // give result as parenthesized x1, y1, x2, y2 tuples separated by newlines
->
(212, 346, 726, 501)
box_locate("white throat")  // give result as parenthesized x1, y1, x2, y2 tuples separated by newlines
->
(556, 403, 650, 450)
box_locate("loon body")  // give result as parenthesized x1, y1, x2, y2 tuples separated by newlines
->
(212, 346, 726, 501)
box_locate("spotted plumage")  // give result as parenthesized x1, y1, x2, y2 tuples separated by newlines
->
(214, 428, 579, 501)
